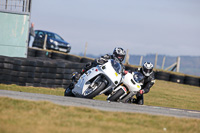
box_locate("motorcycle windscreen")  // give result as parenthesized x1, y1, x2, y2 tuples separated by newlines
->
(133, 72, 144, 83)
(111, 59, 122, 74)
(101, 60, 122, 85)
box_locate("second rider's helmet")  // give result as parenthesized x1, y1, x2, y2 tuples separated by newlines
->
(142, 62, 154, 76)
(113, 47, 126, 62)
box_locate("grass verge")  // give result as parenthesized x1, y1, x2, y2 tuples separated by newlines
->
(0, 97, 200, 133)
(0, 84, 64, 96)
(0, 79, 200, 111)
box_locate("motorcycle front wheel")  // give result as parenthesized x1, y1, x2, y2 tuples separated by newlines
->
(107, 89, 125, 102)
(84, 80, 106, 99)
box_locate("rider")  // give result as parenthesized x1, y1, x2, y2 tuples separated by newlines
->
(133, 62, 155, 105)
(67, 47, 127, 92)
(81, 47, 126, 76)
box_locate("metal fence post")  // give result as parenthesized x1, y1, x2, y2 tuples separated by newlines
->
(154, 53, 158, 69)
(84, 42, 88, 57)
(176, 56, 180, 72)
(139, 56, 143, 66)
(161, 56, 166, 69)
(43, 34, 47, 50)
(125, 49, 129, 64)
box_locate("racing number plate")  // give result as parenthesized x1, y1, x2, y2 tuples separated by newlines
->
(59, 48, 67, 52)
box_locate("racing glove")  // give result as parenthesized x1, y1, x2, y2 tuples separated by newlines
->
(124, 70, 128, 75)
(139, 89, 144, 95)
(96, 59, 106, 65)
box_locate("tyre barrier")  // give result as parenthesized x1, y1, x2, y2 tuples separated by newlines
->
(1, 49, 200, 88)
(27, 48, 36, 57)
(169, 74, 185, 84)
(51, 52, 67, 60)
(35, 50, 51, 58)
(184, 76, 200, 86)
(80, 57, 94, 63)
(65, 54, 81, 62)
(155, 71, 170, 81)
(124, 65, 137, 72)
(0, 55, 86, 88)
(28, 48, 83, 63)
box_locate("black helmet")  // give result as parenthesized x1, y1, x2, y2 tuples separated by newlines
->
(142, 62, 154, 76)
(113, 47, 126, 62)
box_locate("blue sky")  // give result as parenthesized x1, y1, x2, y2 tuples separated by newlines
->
(31, 0, 200, 56)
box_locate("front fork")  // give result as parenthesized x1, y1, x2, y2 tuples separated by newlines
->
(107, 84, 128, 99)
(89, 75, 102, 89)
(109, 84, 137, 103)
(120, 91, 135, 103)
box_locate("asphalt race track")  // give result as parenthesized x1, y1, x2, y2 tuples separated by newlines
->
(0, 90, 200, 119)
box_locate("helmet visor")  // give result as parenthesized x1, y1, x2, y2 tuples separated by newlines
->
(117, 55, 125, 61)
(143, 68, 153, 74)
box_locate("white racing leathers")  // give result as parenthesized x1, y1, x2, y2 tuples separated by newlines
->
(72, 59, 123, 99)
(107, 72, 144, 103)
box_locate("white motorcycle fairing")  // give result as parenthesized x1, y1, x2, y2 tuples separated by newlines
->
(107, 72, 144, 102)
(72, 60, 122, 97)
(122, 72, 142, 93)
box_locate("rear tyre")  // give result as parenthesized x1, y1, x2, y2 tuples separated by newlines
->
(107, 89, 125, 102)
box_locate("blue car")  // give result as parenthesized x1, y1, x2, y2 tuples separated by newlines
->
(33, 30, 71, 53)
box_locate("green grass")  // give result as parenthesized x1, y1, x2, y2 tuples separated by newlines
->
(0, 80, 200, 111)
(96, 80, 200, 111)
(0, 84, 64, 96)
(0, 97, 200, 133)
(0, 81, 200, 133)
(144, 80, 200, 110)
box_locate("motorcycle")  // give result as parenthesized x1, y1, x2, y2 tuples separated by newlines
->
(64, 59, 123, 99)
(107, 71, 144, 103)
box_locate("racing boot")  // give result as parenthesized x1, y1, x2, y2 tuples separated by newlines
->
(72, 72, 81, 82)
(64, 83, 75, 97)
(135, 93, 144, 105)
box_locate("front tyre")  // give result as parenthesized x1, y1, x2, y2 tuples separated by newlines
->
(84, 81, 106, 99)
(107, 89, 125, 102)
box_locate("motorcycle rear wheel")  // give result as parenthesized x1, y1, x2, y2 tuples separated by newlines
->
(107, 89, 125, 102)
